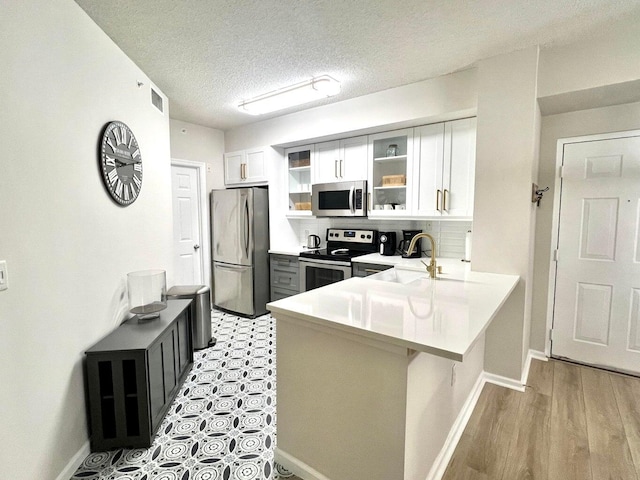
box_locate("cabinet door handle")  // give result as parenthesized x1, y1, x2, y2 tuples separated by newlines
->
(368, 192, 371, 212)
(436, 189, 442, 212)
(340, 159, 344, 178)
(240, 163, 245, 179)
(443, 189, 449, 212)
(334, 160, 339, 179)
(364, 268, 383, 274)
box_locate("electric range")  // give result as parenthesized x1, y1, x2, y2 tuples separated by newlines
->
(298, 228, 378, 292)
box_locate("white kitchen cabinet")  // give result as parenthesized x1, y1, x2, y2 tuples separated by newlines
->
(224, 147, 267, 186)
(285, 144, 313, 217)
(414, 117, 476, 218)
(314, 136, 368, 184)
(367, 128, 414, 217)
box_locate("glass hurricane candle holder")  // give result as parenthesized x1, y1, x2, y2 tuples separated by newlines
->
(127, 269, 167, 320)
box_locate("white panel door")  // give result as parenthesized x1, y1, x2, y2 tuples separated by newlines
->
(172, 165, 203, 285)
(552, 134, 640, 373)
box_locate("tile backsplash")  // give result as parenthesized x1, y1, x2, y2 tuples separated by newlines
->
(290, 217, 472, 259)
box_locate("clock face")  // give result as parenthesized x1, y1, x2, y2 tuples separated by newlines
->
(99, 121, 142, 206)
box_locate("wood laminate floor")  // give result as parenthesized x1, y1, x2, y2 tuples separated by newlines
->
(442, 359, 640, 480)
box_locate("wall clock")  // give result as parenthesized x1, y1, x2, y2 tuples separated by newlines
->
(99, 121, 142, 206)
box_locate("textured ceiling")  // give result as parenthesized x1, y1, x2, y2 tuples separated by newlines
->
(74, 0, 640, 131)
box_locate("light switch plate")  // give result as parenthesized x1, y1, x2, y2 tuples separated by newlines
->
(0, 261, 7, 291)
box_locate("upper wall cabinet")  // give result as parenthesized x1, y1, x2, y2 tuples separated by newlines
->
(285, 144, 313, 216)
(314, 136, 368, 184)
(367, 128, 415, 218)
(413, 118, 476, 218)
(224, 147, 268, 186)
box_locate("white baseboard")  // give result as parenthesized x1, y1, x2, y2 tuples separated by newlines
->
(275, 448, 333, 480)
(483, 371, 526, 392)
(55, 440, 90, 480)
(521, 349, 548, 386)
(528, 349, 547, 362)
(425, 372, 485, 480)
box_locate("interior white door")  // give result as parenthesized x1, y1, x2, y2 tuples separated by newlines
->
(172, 165, 203, 285)
(552, 134, 640, 373)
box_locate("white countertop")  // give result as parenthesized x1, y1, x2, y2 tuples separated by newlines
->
(267, 262, 519, 361)
(353, 252, 471, 271)
(268, 246, 316, 256)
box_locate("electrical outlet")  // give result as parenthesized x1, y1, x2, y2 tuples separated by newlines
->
(304, 229, 310, 238)
(0, 261, 8, 291)
(207, 163, 212, 173)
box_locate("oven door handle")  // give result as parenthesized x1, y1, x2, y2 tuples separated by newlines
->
(349, 185, 355, 213)
(299, 257, 351, 267)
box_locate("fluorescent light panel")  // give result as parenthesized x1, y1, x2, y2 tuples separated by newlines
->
(238, 75, 341, 115)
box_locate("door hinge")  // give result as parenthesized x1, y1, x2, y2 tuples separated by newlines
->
(549, 328, 553, 342)
(558, 165, 564, 178)
(553, 249, 559, 262)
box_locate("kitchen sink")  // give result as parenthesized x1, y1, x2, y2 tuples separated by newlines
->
(369, 267, 467, 286)
(369, 268, 429, 284)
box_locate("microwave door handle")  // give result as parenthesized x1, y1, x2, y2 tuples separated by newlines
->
(349, 185, 355, 213)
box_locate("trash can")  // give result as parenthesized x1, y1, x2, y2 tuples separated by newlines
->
(167, 285, 213, 350)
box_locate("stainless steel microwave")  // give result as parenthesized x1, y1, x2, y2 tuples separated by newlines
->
(312, 180, 367, 217)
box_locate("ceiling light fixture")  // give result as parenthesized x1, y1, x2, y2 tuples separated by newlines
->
(238, 75, 341, 115)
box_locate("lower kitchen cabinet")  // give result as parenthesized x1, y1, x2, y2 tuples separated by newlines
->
(352, 262, 393, 277)
(270, 253, 299, 300)
(85, 299, 193, 451)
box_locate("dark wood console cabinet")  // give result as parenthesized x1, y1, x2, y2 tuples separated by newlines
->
(85, 299, 193, 451)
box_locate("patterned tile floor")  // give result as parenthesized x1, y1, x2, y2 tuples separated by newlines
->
(72, 309, 302, 480)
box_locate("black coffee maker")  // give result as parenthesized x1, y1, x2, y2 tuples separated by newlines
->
(400, 230, 422, 258)
(378, 231, 396, 256)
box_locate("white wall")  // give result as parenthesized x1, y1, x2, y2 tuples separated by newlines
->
(538, 14, 640, 100)
(472, 47, 541, 380)
(0, 2, 173, 479)
(169, 119, 225, 193)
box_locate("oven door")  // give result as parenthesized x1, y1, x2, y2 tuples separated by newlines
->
(299, 258, 352, 292)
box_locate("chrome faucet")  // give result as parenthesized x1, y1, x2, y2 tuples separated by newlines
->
(406, 233, 441, 279)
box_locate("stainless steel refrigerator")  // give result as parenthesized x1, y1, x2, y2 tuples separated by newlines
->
(211, 187, 270, 317)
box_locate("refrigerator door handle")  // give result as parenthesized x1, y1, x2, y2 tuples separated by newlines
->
(244, 195, 250, 259)
(215, 263, 246, 271)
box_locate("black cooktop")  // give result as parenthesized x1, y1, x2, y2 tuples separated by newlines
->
(299, 228, 378, 262)
(299, 248, 371, 261)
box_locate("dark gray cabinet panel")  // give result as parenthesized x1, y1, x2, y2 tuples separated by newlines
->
(269, 253, 299, 301)
(85, 299, 193, 451)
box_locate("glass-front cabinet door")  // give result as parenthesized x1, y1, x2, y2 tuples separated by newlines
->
(285, 145, 313, 216)
(367, 129, 414, 217)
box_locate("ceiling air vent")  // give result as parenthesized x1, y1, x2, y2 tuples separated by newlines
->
(151, 88, 164, 113)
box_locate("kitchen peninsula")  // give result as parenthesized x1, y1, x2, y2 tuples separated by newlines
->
(267, 259, 518, 480)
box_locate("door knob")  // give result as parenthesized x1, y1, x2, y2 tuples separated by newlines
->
(193, 244, 200, 250)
